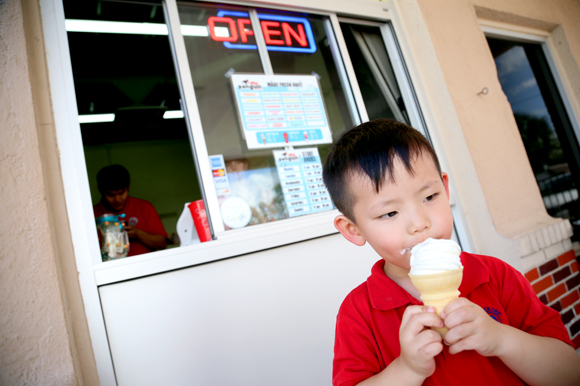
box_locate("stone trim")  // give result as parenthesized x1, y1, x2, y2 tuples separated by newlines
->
(518, 219, 573, 272)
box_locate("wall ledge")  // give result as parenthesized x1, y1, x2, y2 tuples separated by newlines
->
(518, 218, 574, 272)
(474, 5, 558, 33)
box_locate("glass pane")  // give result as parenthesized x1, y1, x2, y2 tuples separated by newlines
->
(64, 0, 202, 259)
(487, 37, 580, 239)
(340, 22, 409, 124)
(177, 3, 357, 230)
(264, 10, 355, 137)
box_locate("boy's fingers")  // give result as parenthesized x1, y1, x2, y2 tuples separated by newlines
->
(441, 297, 471, 319)
(417, 328, 443, 346)
(443, 302, 480, 330)
(402, 312, 445, 339)
(400, 306, 425, 329)
(447, 334, 478, 355)
(422, 340, 444, 357)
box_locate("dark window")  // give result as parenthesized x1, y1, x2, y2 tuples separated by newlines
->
(64, 0, 201, 254)
(487, 37, 580, 241)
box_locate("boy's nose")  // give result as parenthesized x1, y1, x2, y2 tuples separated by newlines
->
(408, 210, 430, 234)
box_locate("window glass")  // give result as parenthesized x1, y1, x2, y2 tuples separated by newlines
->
(64, 0, 202, 260)
(177, 3, 357, 230)
(487, 37, 580, 240)
(340, 22, 409, 124)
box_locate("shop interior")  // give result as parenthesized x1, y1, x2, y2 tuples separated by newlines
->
(65, 0, 410, 256)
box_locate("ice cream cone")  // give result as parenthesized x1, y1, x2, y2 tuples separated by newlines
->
(408, 267, 463, 338)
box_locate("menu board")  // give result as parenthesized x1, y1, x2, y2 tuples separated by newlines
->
(273, 148, 333, 217)
(230, 74, 333, 149)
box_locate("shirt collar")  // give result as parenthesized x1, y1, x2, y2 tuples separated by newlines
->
(368, 252, 490, 311)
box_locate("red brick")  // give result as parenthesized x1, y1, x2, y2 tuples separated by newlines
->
(561, 290, 580, 309)
(539, 258, 559, 275)
(557, 250, 576, 266)
(548, 283, 567, 302)
(575, 302, 580, 316)
(571, 319, 580, 336)
(571, 261, 579, 273)
(572, 334, 580, 350)
(525, 268, 539, 283)
(553, 266, 572, 283)
(566, 274, 580, 291)
(532, 276, 553, 294)
(561, 309, 574, 325)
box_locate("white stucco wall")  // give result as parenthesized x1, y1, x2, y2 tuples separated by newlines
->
(0, 0, 77, 384)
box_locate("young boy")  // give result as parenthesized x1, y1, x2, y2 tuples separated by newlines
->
(322, 119, 580, 386)
(94, 164, 168, 256)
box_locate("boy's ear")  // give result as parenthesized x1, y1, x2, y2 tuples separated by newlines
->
(334, 215, 367, 246)
(441, 172, 450, 199)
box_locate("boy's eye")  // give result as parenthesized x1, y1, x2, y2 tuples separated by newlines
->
(425, 193, 438, 202)
(381, 211, 398, 218)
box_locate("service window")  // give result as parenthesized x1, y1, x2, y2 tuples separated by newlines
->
(60, 0, 427, 268)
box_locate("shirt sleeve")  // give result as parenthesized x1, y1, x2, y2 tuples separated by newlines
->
(333, 288, 383, 386)
(493, 258, 573, 346)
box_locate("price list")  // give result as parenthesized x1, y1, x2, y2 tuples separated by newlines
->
(273, 148, 333, 217)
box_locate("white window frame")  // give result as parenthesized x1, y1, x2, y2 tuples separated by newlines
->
(43, 0, 440, 287)
(40, 0, 473, 383)
(480, 24, 580, 149)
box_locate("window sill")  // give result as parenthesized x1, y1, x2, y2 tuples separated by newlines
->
(93, 209, 339, 285)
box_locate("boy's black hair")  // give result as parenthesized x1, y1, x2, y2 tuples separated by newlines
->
(97, 164, 131, 194)
(322, 119, 441, 222)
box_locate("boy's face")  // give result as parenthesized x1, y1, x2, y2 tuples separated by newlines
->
(334, 153, 453, 277)
(102, 187, 129, 212)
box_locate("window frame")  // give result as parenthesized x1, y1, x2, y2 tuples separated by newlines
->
(481, 24, 580, 146)
(39, 0, 469, 283)
(83, 0, 437, 286)
(41, 0, 469, 284)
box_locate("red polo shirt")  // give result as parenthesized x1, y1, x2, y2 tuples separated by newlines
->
(333, 252, 572, 386)
(94, 196, 167, 256)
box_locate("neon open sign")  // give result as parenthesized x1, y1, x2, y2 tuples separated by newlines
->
(208, 10, 317, 54)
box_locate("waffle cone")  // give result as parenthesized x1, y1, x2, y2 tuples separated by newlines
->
(408, 267, 463, 338)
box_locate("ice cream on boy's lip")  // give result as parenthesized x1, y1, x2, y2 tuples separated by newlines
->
(408, 238, 463, 338)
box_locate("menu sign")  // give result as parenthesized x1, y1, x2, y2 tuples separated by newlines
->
(230, 74, 332, 149)
(273, 147, 333, 217)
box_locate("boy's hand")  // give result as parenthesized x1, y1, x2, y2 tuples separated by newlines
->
(442, 298, 504, 356)
(399, 306, 444, 379)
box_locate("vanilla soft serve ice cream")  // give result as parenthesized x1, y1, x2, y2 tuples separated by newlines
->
(408, 238, 463, 338)
(409, 238, 462, 275)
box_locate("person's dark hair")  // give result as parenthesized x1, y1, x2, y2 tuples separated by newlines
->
(322, 119, 441, 222)
(97, 164, 131, 193)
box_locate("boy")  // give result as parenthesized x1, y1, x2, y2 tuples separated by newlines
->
(94, 164, 167, 256)
(322, 119, 580, 386)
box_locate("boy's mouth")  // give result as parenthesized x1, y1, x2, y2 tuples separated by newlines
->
(400, 247, 413, 255)
(401, 238, 432, 255)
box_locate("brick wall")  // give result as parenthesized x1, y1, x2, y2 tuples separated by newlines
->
(524, 249, 580, 348)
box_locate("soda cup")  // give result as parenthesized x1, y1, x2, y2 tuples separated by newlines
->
(188, 200, 212, 243)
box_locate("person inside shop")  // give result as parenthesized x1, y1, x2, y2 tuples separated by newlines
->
(94, 164, 167, 256)
(323, 119, 580, 386)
